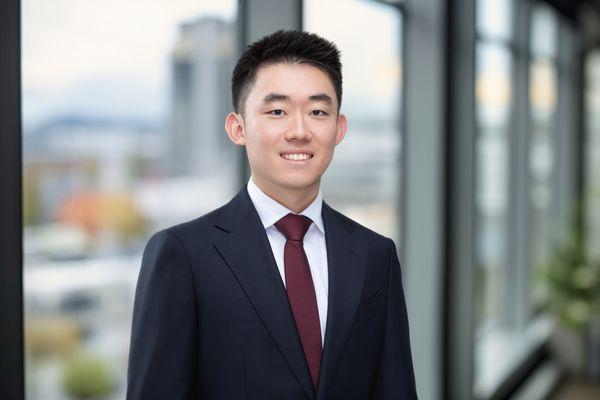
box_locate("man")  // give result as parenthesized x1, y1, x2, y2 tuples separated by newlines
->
(127, 30, 416, 400)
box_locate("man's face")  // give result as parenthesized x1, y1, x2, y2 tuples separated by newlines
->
(228, 62, 346, 199)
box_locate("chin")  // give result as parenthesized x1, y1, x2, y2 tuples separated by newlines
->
(282, 178, 319, 191)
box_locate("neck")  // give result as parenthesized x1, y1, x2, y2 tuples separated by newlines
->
(251, 176, 320, 214)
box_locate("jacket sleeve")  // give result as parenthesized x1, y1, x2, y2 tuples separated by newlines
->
(126, 229, 198, 400)
(372, 239, 417, 399)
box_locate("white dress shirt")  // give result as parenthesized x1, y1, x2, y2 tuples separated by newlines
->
(246, 177, 329, 345)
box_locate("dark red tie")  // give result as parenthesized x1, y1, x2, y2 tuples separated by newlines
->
(275, 213, 322, 390)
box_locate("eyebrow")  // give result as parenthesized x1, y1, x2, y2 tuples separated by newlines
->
(262, 92, 333, 105)
(308, 93, 332, 104)
(263, 93, 289, 103)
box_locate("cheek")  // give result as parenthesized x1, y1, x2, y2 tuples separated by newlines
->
(317, 136, 338, 166)
(244, 131, 278, 162)
(320, 150, 335, 168)
(315, 129, 339, 152)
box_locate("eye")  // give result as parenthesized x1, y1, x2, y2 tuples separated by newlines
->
(268, 109, 286, 116)
(310, 110, 329, 117)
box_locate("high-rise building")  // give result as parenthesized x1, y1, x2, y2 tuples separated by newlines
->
(169, 16, 238, 177)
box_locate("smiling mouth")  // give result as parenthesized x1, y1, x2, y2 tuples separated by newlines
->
(280, 153, 314, 161)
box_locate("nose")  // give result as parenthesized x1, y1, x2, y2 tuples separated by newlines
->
(285, 112, 312, 141)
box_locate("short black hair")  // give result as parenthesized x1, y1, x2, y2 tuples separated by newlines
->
(231, 30, 342, 115)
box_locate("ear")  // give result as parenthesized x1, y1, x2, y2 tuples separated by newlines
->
(335, 113, 347, 145)
(225, 112, 246, 146)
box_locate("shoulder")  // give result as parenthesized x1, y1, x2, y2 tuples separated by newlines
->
(326, 204, 395, 253)
(171, 202, 228, 236)
(146, 200, 233, 250)
(327, 205, 400, 284)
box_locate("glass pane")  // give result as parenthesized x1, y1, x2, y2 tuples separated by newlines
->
(528, 56, 558, 309)
(473, 40, 517, 398)
(530, 4, 558, 59)
(22, 1, 239, 398)
(474, 42, 513, 331)
(304, 0, 403, 242)
(476, 0, 514, 41)
(585, 51, 600, 260)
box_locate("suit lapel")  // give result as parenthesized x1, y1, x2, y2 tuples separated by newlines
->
(316, 202, 368, 400)
(212, 188, 315, 400)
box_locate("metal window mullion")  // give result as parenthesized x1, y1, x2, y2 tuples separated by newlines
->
(403, 0, 447, 399)
(244, 0, 301, 44)
(553, 20, 579, 242)
(506, 0, 532, 329)
(0, 0, 24, 398)
(445, 0, 476, 398)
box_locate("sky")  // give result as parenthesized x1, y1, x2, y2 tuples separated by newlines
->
(22, 0, 236, 126)
(23, 0, 236, 88)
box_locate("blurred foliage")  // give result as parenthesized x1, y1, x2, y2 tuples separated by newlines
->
(541, 202, 600, 330)
(25, 317, 81, 359)
(23, 170, 42, 226)
(475, 260, 504, 328)
(62, 351, 114, 399)
(56, 190, 148, 244)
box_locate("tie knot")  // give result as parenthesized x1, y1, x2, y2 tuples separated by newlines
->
(275, 213, 313, 241)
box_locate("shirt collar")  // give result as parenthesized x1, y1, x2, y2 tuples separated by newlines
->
(246, 177, 325, 234)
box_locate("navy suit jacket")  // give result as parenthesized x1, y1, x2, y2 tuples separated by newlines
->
(126, 187, 417, 399)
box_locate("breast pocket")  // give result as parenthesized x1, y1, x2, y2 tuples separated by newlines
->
(355, 289, 385, 320)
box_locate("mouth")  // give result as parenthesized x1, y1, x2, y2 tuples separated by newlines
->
(279, 152, 314, 162)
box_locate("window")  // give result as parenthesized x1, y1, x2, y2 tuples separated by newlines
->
(473, 1, 574, 397)
(22, 1, 239, 398)
(474, 1, 516, 394)
(528, 3, 559, 311)
(585, 51, 600, 261)
(304, 0, 404, 243)
(475, 42, 513, 331)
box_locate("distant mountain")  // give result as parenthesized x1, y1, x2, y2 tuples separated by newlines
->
(23, 72, 167, 134)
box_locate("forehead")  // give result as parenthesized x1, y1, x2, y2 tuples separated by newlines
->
(249, 62, 337, 104)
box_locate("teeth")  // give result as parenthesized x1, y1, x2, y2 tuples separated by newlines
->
(282, 153, 311, 161)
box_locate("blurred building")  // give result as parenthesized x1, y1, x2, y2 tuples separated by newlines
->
(168, 16, 238, 178)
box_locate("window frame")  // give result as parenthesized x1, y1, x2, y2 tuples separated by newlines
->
(469, 0, 583, 398)
(0, 0, 24, 398)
